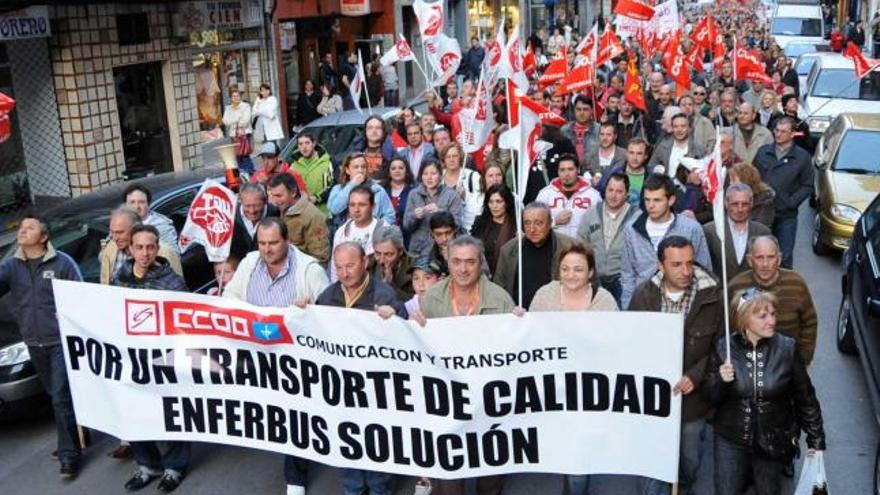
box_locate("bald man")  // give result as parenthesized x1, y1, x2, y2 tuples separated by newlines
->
(733, 102, 773, 163)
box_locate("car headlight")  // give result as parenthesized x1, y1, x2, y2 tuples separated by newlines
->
(830, 203, 861, 223)
(808, 117, 831, 133)
(0, 342, 30, 366)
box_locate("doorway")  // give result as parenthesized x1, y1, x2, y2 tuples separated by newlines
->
(113, 62, 173, 178)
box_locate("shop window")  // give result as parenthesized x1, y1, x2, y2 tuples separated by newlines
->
(117, 13, 150, 46)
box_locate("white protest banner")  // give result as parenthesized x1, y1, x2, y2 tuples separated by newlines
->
(55, 281, 683, 481)
(615, 0, 679, 38)
(178, 179, 237, 261)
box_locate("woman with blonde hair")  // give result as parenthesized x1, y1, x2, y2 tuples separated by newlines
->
(757, 91, 781, 128)
(440, 142, 482, 231)
(703, 288, 825, 495)
(728, 162, 776, 228)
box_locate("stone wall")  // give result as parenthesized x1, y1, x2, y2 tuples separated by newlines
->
(48, 3, 200, 196)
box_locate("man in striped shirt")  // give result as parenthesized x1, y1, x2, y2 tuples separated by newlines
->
(728, 235, 818, 365)
(223, 217, 329, 495)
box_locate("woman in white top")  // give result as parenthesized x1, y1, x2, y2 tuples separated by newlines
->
(252, 83, 285, 145)
(221, 88, 255, 173)
(317, 83, 343, 116)
(439, 142, 482, 232)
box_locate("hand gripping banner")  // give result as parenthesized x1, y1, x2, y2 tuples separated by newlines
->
(55, 281, 684, 481)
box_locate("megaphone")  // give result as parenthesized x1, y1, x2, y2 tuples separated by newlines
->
(215, 143, 239, 168)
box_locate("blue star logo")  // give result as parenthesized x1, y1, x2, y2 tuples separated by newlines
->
(252, 322, 280, 341)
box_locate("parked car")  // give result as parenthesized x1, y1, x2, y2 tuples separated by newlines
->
(836, 191, 880, 492)
(812, 113, 880, 254)
(772, 0, 825, 49)
(0, 168, 224, 419)
(784, 41, 820, 64)
(794, 52, 824, 96)
(801, 53, 880, 140)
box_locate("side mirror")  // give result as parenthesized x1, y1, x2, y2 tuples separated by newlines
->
(869, 298, 880, 318)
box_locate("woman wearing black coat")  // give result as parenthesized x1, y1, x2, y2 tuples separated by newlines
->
(703, 288, 825, 495)
(296, 79, 322, 125)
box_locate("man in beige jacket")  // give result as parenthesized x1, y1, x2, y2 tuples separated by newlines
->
(99, 206, 182, 285)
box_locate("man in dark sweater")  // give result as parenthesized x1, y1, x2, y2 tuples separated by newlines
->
(317, 241, 405, 495)
(114, 224, 190, 493)
(493, 202, 575, 308)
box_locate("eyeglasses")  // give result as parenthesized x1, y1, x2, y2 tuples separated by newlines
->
(694, 91, 707, 96)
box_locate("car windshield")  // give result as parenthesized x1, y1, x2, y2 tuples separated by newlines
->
(796, 58, 817, 76)
(773, 17, 822, 36)
(811, 69, 880, 100)
(786, 44, 815, 59)
(833, 130, 880, 173)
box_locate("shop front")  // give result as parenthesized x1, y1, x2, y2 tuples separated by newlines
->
(175, 0, 271, 143)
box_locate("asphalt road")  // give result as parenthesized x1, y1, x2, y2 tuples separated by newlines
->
(0, 203, 876, 495)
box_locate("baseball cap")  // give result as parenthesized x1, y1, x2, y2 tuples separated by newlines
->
(258, 142, 279, 157)
(407, 256, 447, 277)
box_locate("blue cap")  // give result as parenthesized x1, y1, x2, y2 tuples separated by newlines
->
(407, 256, 447, 277)
(258, 141, 279, 157)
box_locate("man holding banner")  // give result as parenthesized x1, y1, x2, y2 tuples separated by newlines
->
(112, 224, 191, 492)
(223, 217, 329, 495)
(629, 235, 724, 495)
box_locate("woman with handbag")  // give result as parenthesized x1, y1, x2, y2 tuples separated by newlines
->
(703, 288, 826, 495)
(252, 83, 285, 148)
(222, 88, 255, 174)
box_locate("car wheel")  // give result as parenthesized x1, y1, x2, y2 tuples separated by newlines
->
(812, 213, 830, 256)
(837, 294, 858, 355)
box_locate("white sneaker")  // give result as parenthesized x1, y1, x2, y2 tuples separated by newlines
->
(286, 485, 305, 495)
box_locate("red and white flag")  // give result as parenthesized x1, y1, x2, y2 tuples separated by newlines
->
(380, 36, 415, 66)
(349, 51, 367, 112)
(575, 23, 599, 60)
(680, 133, 725, 240)
(597, 28, 624, 67)
(424, 33, 462, 86)
(459, 67, 495, 153)
(844, 41, 880, 79)
(734, 43, 772, 84)
(503, 96, 554, 200)
(663, 31, 690, 94)
(179, 179, 238, 262)
(690, 16, 716, 51)
(614, 0, 656, 21)
(413, 0, 444, 39)
(500, 26, 530, 90)
(482, 20, 506, 88)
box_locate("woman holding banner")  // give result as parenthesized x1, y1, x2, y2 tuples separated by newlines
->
(703, 288, 825, 495)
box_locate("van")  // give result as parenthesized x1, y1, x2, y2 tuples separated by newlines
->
(772, 1, 825, 49)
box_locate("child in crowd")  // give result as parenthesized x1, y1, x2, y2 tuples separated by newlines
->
(207, 256, 240, 296)
(405, 257, 446, 316)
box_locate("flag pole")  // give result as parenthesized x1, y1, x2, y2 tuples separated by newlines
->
(360, 52, 372, 113)
(507, 78, 524, 309)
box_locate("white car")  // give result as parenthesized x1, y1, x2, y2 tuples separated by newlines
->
(801, 53, 880, 139)
(772, 2, 825, 49)
(794, 52, 824, 95)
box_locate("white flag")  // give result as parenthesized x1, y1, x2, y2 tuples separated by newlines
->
(424, 33, 462, 87)
(499, 27, 530, 90)
(459, 66, 494, 153)
(413, 0, 445, 39)
(349, 51, 367, 113)
(380, 36, 416, 66)
(178, 179, 238, 262)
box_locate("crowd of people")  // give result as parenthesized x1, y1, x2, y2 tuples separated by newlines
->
(0, 0, 847, 494)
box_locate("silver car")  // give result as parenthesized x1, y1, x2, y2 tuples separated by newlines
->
(801, 53, 880, 139)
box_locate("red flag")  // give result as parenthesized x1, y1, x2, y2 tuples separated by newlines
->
(179, 180, 238, 260)
(690, 17, 716, 51)
(554, 64, 595, 96)
(597, 28, 624, 66)
(523, 44, 537, 77)
(0, 92, 15, 144)
(538, 47, 568, 90)
(684, 44, 705, 73)
(663, 31, 690, 92)
(614, 0, 656, 21)
(844, 41, 880, 78)
(734, 44, 772, 84)
(624, 57, 647, 113)
(507, 81, 567, 127)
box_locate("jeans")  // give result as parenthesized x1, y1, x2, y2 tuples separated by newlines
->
(636, 419, 709, 495)
(342, 468, 393, 495)
(384, 89, 399, 108)
(772, 215, 798, 269)
(714, 433, 783, 495)
(130, 441, 190, 473)
(28, 344, 80, 463)
(429, 476, 504, 495)
(284, 456, 309, 486)
(600, 275, 622, 309)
